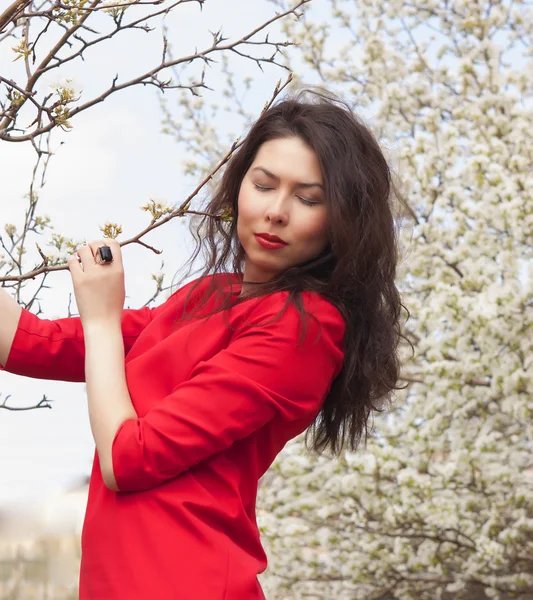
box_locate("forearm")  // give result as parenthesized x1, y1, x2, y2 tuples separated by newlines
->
(0, 287, 23, 367)
(83, 320, 137, 491)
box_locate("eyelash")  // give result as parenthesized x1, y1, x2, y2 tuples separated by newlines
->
(253, 184, 319, 207)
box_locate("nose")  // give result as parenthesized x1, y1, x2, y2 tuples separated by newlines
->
(264, 192, 289, 225)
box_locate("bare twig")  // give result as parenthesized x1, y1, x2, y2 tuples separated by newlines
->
(0, 393, 54, 410)
(0, 0, 32, 33)
(0, 0, 309, 140)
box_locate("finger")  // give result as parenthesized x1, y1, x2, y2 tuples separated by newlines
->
(76, 244, 96, 269)
(67, 253, 83, 276)
(89, 239, 122, 267)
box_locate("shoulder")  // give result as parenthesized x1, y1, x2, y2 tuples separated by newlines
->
(241, 290, 345, 352)
(250, 289, 344, 323)
(164, 274, 217, 305)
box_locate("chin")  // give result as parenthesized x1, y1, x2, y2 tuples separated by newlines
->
(247, 256, 284, 277)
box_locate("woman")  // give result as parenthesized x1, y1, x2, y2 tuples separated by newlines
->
(0, 87, 409, 599)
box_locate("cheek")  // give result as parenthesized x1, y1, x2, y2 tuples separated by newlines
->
(300, 213, 328, 243)
(236, 188, 254, 239)
(237, 184, 254, 220)
(236, 187, 243, 214)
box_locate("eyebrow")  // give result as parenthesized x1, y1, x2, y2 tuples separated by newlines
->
(250, 166, 324, 190)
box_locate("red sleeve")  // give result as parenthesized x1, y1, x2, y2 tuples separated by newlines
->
(111, 293, 346, 492)
(0, 293, 181, 382)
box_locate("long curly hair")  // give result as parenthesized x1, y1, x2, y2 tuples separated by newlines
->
(171, 86, 413, 458)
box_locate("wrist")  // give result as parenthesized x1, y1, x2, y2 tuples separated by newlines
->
(83, 318, 122, 336)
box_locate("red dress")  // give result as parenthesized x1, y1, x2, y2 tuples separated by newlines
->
(1, 273, 345, 599)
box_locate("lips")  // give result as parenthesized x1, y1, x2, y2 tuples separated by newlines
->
(255, 233, 288, 245)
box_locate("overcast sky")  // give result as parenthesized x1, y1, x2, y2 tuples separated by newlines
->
(0, 0, 335, 522)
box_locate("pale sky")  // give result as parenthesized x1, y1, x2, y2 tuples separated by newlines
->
(0, 0, 334, 531)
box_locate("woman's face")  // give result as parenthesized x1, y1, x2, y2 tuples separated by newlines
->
(237, 136, 329, 287)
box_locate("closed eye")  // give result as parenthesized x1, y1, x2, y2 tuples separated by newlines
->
(253, 184, 319, 207)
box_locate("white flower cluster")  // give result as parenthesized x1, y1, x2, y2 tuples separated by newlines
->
(101, 0, 140, 14)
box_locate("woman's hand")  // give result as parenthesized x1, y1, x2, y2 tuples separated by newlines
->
(67, 239, 125, 327)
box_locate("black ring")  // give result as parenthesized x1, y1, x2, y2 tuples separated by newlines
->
(97, 245, 113, 264)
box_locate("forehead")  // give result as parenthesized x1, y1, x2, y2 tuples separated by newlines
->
(252, 137, 323, 183)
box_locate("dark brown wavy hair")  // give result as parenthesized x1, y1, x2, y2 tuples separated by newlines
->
(171, 86, 413, 458)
